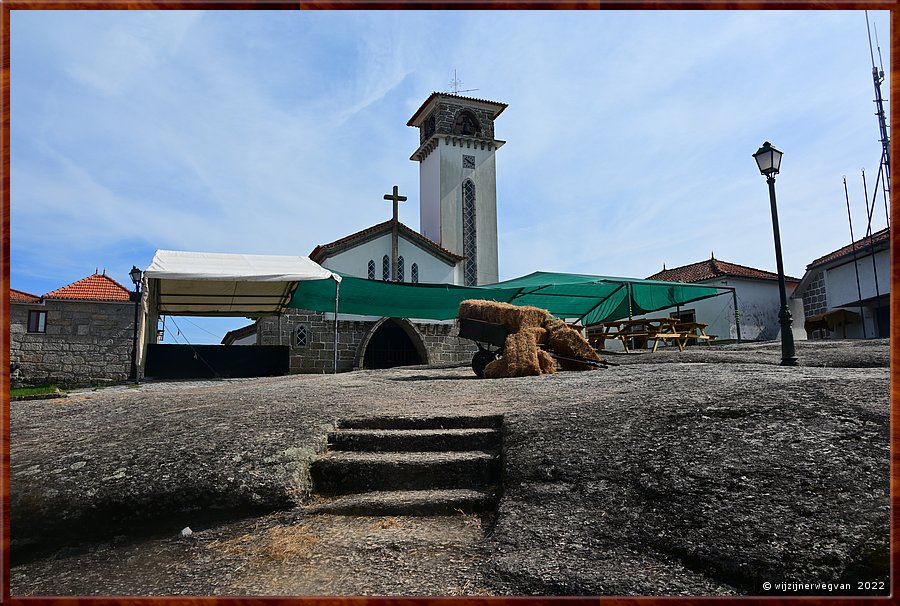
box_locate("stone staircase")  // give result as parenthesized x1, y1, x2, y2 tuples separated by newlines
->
(308, 415, 503, 516)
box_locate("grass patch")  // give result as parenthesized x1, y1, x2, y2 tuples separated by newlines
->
(10, 385, 62, 398)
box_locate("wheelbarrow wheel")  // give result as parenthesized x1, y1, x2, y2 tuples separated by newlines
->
(472, 349, 498, 378)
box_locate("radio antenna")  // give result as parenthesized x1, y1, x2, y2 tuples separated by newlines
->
(865, 12, 890, 209)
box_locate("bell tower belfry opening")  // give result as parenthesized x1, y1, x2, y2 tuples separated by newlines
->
(407, 92, 507, 285)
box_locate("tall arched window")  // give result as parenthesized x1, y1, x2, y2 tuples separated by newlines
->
(462, 179, 478, 286)
(382, 255, 390, 281)
(411, 263, 419, 284)
(367, 259, 376, 280)
(398, 256, 405, 282)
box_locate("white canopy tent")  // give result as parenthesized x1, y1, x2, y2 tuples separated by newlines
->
(137, 250, 342, 374)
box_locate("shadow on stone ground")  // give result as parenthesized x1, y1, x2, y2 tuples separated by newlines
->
(9, 339, 891, 596)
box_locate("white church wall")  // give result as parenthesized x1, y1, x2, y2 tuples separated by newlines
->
(432, 138, 500, 285)
(320, 232, 459, 285)
(419, 151, 441, 245)
(473, 152, 499, 285)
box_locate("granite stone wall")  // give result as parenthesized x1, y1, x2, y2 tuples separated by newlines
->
(801, 271, 828, 339)
(257, 309, 477, 374)
(420, 102, 497, 144)
(10, 299, 136, 386)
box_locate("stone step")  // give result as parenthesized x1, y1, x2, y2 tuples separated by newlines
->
(335, 414, 503, 431)
(305, 488, 499, 516)
(310, 450, 501, 496)
(327, 427, 501, 453)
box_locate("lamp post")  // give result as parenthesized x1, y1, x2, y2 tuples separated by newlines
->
(753, 141, 798, 366)
(129, 265, 143, 382)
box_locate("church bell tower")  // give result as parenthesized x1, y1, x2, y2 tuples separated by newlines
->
(408, 93, 506, 285)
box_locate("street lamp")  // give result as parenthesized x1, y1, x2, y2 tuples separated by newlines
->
(753, 141, 798, 366)
(129, 265, 143, 382)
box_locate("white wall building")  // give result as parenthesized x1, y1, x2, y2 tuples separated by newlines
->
(792, 227, 890, 339)
(642, 255, 805, 344)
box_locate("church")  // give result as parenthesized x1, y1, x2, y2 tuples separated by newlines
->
(252, 92, 508, 372)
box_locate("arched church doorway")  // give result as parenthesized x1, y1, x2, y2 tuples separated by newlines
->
(361, 319, 428, 369)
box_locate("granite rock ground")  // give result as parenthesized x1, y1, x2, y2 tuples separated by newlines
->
(9, 339, 891, 596)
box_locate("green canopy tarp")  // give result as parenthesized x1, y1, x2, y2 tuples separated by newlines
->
(289, 270, 724, 326)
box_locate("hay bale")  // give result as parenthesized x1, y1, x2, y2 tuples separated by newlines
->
(523, 326, 549, 346)
(547, 326, 601, 362)
(482, 358, 507, 379)
(537, 350, 556, 374)
(544, 317, 603, 371)
(503, 331, 543, 377)
(458, 300, 551, 333)
(483, 331, 542, 379)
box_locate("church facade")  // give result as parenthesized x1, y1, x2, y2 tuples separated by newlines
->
(254, 92, 507, 372)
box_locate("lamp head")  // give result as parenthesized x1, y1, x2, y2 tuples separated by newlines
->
(129, 265, 143, 286)
(753, 141, 783, 177)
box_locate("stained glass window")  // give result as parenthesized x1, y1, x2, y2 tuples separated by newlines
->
(367, 259, 376, 280)
(398, 256, 405, 282)
(382, 255, 390, 281)
(463, 179, 478, 286)
(411, 263, 419, 284)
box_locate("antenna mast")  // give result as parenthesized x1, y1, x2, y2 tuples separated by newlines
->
(866, 12, 890, 215)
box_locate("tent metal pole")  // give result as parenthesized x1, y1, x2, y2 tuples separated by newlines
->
(333, 279, 341, 374)
(627, 283, 633, 320)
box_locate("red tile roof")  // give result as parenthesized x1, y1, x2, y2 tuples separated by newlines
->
(310, 220, 465, 265)
(646, 256, 800, 284)
(806, 227, 890, 269)
(43, 270, 132, 302)
(10, 288, 41, 303)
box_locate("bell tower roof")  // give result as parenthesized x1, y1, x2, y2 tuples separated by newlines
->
(407, 92, 507, 128)
(408, 92, 507, 162)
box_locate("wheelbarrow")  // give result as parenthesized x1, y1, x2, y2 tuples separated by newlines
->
(458, 317, 610, 378)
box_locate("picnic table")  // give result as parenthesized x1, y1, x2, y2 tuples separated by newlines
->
(674, 321, 716, 345)
(587, 318, 688, 353)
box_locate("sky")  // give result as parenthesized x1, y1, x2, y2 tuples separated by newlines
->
(8, 10, 892, 344)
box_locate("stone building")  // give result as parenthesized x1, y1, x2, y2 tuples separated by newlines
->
(792, 227, 890, 339)
(10, 271, 136, 386)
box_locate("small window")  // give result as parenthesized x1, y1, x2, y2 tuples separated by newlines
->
(367, 259, 376, 280)
(411, 263, 419, 284)
(27, 310, 46, 333)
(295, 325, 309, 348)
(398, 256, 405, 282)
(382, 255, 390, 281)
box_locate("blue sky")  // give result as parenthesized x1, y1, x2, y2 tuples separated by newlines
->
(9, 10, 891, 344)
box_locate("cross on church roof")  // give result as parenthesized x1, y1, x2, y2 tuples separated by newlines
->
(384, 185, 408, 282)
(383, 185, 407, 223)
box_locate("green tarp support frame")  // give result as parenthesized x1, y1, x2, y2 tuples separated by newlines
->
(289, 270, 727, 327)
